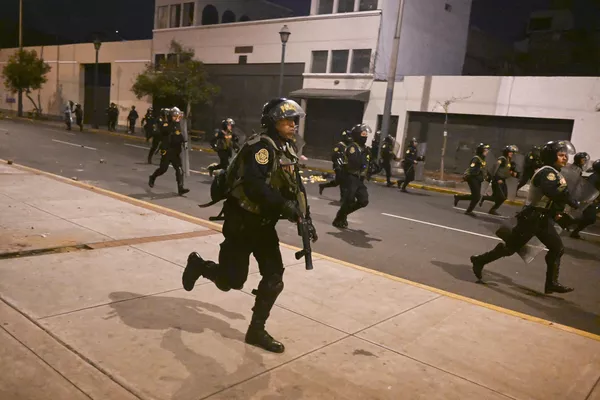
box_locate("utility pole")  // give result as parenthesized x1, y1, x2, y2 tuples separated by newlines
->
(378, 0, 406, 162)
(17, 0, 23, 117)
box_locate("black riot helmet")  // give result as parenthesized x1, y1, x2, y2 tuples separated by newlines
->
(340, 129, 352, 144)
(573, 152, 590, 168)
(350, 123, 372, 146)
(503, 144, 519, 157)
(384, 135, 394, 144)
(592, 159, 600, 173)
(475, 143, 491, 157)
(409, 137, 418, 147)
(221, 118, 235, 131)
(260, 98, 306, 140)
(540, 140, 576, 167)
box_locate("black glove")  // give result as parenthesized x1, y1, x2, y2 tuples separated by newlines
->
(281, 200, 301, 222)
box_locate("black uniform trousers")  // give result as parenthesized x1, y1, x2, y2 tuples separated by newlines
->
(202, 201, 285, 327)
(481, 179, 508, 211)
(337, 174, 369, 218)
(572, 204, 599, 235)
(210, 150, 231, 172)
(382, 160, 393, 185)
(128, 119, 136, 134)
(455, 176, 482, 212)
(399, 162, 415, 190)
(151, 151, 184, 189)
(147, 133, 161, 163)
(321, 168, 347, 199)
(475, 209, 564, 282)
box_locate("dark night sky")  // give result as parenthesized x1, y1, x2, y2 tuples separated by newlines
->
(0, 0, 598, 48)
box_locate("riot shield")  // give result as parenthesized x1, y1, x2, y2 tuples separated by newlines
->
(415, 143, 427, 181)
(561, 163, 600, 219)
(232, 126, 247, 147)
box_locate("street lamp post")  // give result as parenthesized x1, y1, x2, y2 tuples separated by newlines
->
(278, 25, 290, 97)
(92, 38, 102, 129)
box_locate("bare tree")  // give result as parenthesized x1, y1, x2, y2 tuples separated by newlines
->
(432, 93, 473, 180)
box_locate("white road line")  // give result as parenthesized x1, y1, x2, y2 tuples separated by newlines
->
(45, 128, 75, 136)
(581, 231, 600, 238)
(453, 207, 510, 219)
(382, 213, 501, 241)
(52, 139, 96, 150)
(124, 143, 149, 150)
(382, 212, 549, 251)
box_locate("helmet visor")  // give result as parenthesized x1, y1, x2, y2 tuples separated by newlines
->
(269, 99, 306, 122)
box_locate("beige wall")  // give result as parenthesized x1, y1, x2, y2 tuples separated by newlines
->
(363, 76, 600, 160)
(0, 40, 152, 126)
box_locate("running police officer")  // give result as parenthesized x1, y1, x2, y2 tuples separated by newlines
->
(572, 152, 590, 175)
(182, 98, 317, 353)
(454, 143, 490, 215)
(479, 144, 519, 215)
(332, 123, 371, 229)
(517, 145, 543, 192)
(397, 138, 421, 192)
(470, 140, 579, 294)
(208, 118, 237, 176)
(319, 129, 352, 200)
(148, 107, 190, 195)
(381, 135, 399, 187)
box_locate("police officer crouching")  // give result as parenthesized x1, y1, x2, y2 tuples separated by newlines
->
(479, 144, 520, 215)
(208, 118, 238, 176)
(454, 143, 490, 215)
(333, 123, 371, 229)
(319, 129, 352, 200)
(148, 107, 190, 196)
(181, 98, 317, 353)
(470, 140, 579, 294)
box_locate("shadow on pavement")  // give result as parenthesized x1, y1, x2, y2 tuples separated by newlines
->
(327, 229, 382, 249)
(430, 261, 600, 335)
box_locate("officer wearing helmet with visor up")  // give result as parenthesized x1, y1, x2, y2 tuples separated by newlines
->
(470, 140, 579, 294)
(479, 144, 520, 215)
(182, 98, 317, 354)
(332, 123, 371, 229)
(208, 117, 239, 176)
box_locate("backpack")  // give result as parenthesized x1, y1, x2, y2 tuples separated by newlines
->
(199, 132, 278, 209)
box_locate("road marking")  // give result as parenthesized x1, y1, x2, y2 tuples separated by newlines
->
(124, 143, 149, 150)
(580, 231, 600, 238)
(45, 128, 75, 136)
(453, 207, 510, 219)
(51, 139, 96, 150)
(5, 158, 598, 342)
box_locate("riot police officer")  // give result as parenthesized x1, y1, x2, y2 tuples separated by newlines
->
(570, 159, 600, 239)
(208, 118, 238, 176)
(572, 152, 590, 175)
(319, 129, 352, 199)
(397, 138, 421, 192)
(142, 108, 160, 163)
(454, 143, 490, 215)
(517, 145, 543, 192)
(381, 135, 399, 187)
(479, 144, 520, 215)
(332, 123, 371, 229)
(148, 107, 189, 195)
(470, 140, 579, 294)
(181, 98, 317, 353)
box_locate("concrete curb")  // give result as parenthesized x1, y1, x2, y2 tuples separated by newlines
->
(12, 116, 525, 207)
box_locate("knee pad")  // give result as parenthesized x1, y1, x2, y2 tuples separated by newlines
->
(258, 273, 284, 297)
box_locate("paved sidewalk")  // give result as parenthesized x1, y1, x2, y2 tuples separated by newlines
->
(1, 161, 599, 400)
(3, 116, 527, 205)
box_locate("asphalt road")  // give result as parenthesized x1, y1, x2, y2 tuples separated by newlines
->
(1, 119, 599, 335)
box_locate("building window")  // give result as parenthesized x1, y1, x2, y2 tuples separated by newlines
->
(154, 54, 166, 69)
(359, 0, 378, 11)
(376, 114, 399, 138)
(311, 51, 328, 73)
(338, 0, 355, 13)
(170, 4, 181, 28)
(238, 55, 248, 64)
(202, 4, 219, 25)
(157, 6, 168, 29)
(182, 2, 195, 26)
(331, 50, 349, 73)
(529, 17, 552, 31)
(222, 10, 236, 23)
(351, 49, 372, 73)
(166, 53, 178, 65)
(318, 0, 334, 14)
(239, 15, 250, 22)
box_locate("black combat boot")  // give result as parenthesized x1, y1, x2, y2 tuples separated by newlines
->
(245, 322, 285, 353)
(318, 183, 325, 195)
(470, 243, 509, 281)
(454, 195, 459, 207)
(148, 175, 156, 188)
(332, 214, 348, 229)
(544, 262, 574, 294)
(178, 186, 190, 196)
(245, 280, 285, 353)
(182, 252, 206, 291)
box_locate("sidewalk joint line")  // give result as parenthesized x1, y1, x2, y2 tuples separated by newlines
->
(0, 324, 95, 400)
(585, 374, 600, 400)
(0, 294, 145, 400)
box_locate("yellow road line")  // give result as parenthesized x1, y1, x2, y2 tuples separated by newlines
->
(2, 159, 597, 342)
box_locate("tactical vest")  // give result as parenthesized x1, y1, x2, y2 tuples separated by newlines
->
(217, 130, 233, 151)
(526, 166, 567, 210)
(230, 134, 306, 216)
(464, 156, 486, 178)
(346, 143, 369, 177)
(496, 156, 512, 179)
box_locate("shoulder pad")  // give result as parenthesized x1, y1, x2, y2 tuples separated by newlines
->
(334, 147, 339, 152)
(163, 123, 168, 127)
